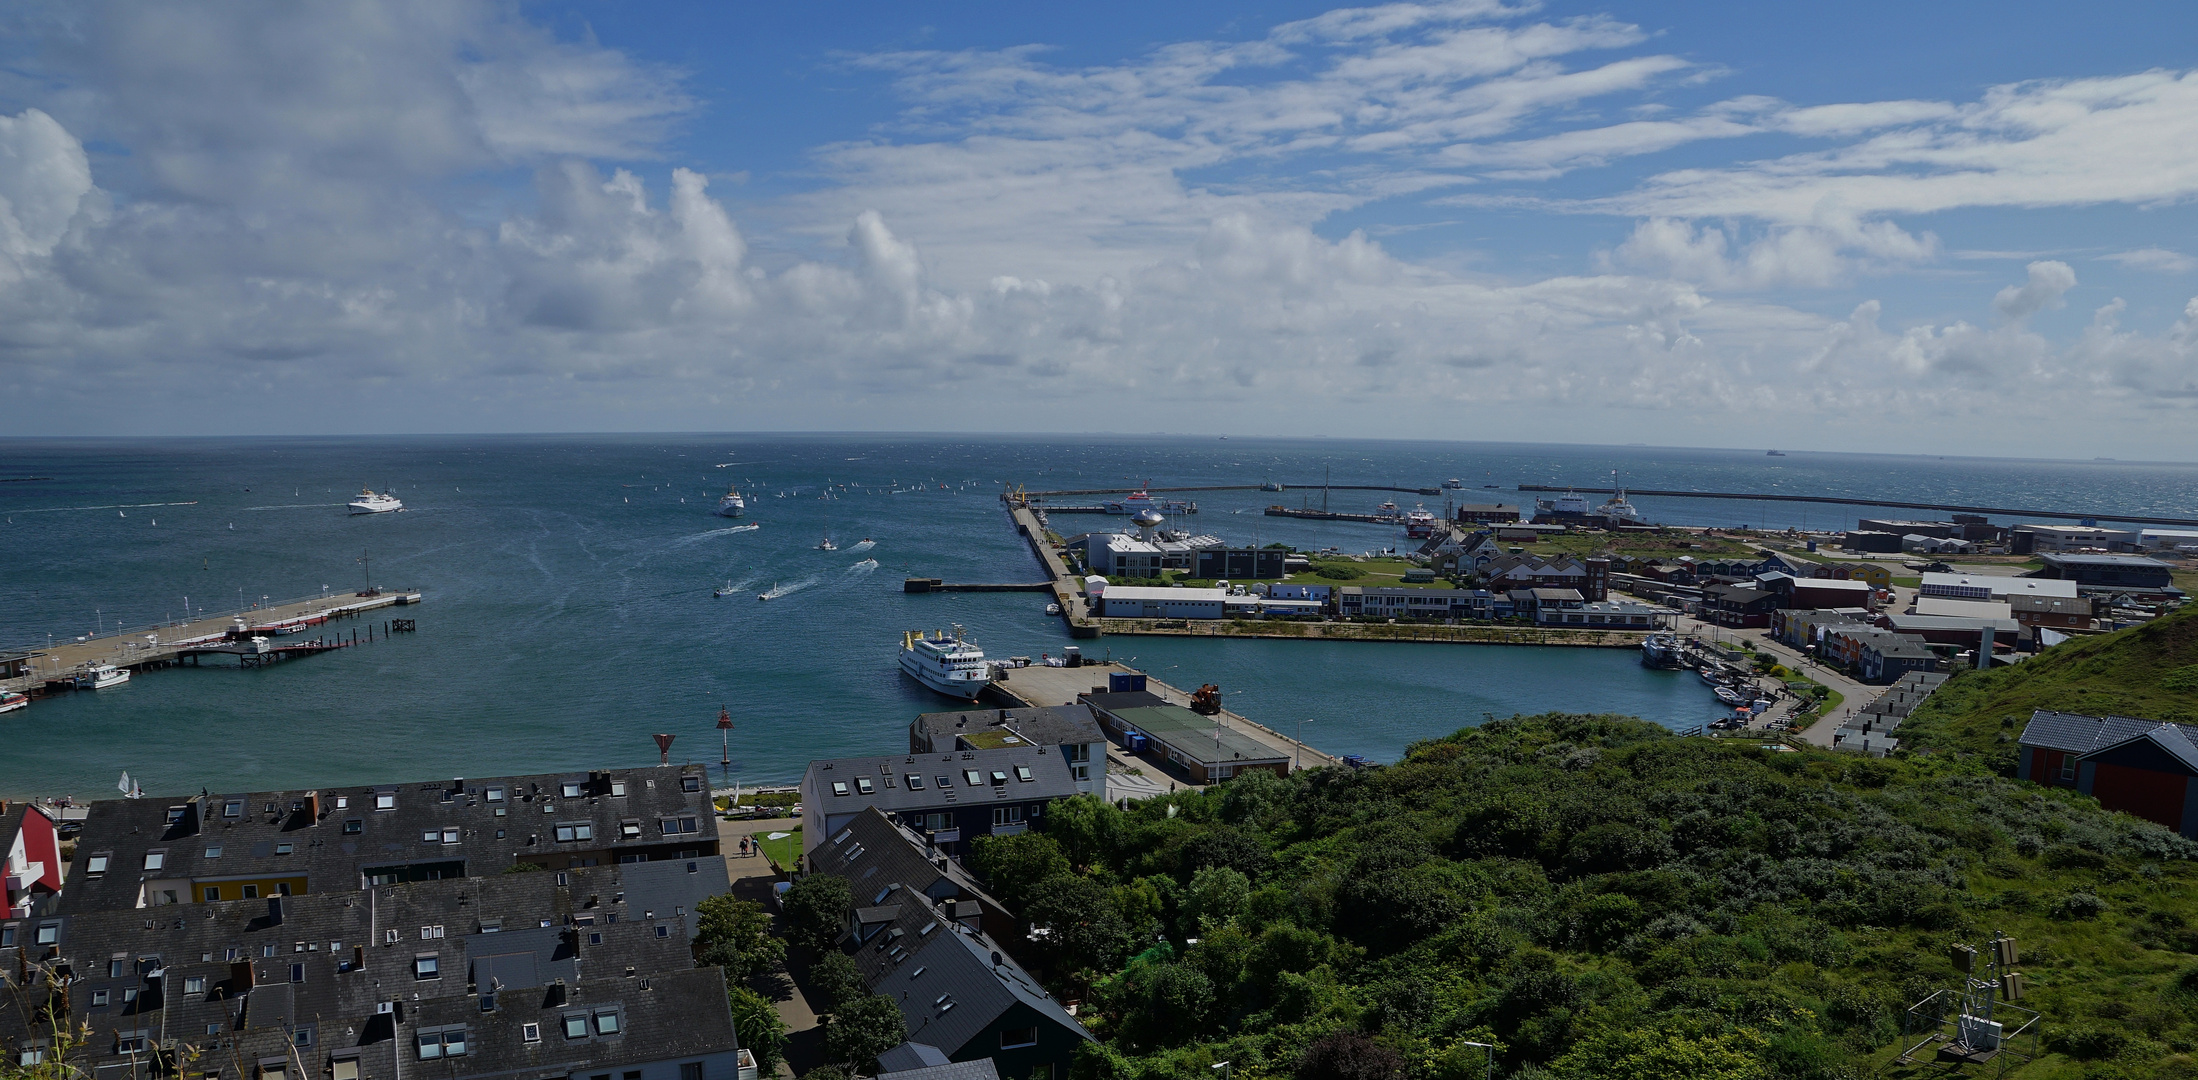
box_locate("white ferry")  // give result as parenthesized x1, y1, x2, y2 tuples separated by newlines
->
(348, 488, 403, 514)
(75, 663, 130, 690)
(715, 486, 746, 518)
(1443, 478, 1464, 489)
(899, 625, 996, 701)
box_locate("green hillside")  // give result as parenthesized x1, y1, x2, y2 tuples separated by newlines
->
(968, 715, 2198, 1080)
(1898, 605, 2198, 773)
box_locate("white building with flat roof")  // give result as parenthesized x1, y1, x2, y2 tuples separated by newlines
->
(1101, 586, 1227, 619)
(2140, 529, 2198, 552)
(1919, 572, 2079, 601)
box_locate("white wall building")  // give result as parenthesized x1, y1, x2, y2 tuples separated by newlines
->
(1101, 586, 1227, 619)
(1920, 573, 2080, 601)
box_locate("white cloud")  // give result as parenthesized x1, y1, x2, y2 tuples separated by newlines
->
(1993, 260, 2076, 322)
(0, 108, 96, 283)
(2103, 247, 2198, 273)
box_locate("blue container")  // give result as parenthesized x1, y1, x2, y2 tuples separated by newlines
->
(1126, 732, 1149, 753)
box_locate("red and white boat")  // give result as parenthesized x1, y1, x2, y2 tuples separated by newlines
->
(0, 690, 28, 715)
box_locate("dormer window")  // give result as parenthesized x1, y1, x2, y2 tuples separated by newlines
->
(223, 801, 242, 818)
(166, 806, 188, 827)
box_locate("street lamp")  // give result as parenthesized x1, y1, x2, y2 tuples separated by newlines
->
(1211, 1063, 1231, 1080)
(1460, 1041, 1495, 1080)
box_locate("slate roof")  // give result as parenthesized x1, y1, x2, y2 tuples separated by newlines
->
(912, 705, 1105, 755)
(821, 809, 1010, 922)
(809, 813, 1092, 1065)
(1, 862, 739, 1080)
(804, 748, 1080, 816)
(2019, 710, 2198, 754)
(57, 766, 720, 915)
(877, 1042, 954, 1070)
(878, 1057, 1002, 1080)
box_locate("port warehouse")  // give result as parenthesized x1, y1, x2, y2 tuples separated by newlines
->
(1, 765, 765, 1080)
(1080, 690, 1292, 784)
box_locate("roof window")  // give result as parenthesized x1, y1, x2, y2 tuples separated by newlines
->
(610, 781, 627, 797)
(142, 851, 165, 871)
(374, 793, 396, 811)
(905, 774, 924, 790)
(485, 787, 504, 802)
(989, 772, 1008, 786)
(936, 775, 953, 789)
(831, 782, 849, 797)
(855, 778, 875, 795)
(1015, 766, 1033, 782)
(85, 852, 111, 876)
(963, 770, 983, 786)
(224, 801, 242, 818)
(681, 776, 702, 793)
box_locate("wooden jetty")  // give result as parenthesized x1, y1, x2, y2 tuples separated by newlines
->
(2, 588, 423, 695)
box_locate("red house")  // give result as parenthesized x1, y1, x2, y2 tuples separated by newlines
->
(4, 802, 64, 917)
(2018, 710, 2198, 837)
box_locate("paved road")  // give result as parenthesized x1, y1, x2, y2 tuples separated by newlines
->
(1669, 611, 1873, 747)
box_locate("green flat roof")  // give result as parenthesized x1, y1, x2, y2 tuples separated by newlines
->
(959, 730, 1035, 750)
(1109, 704, 1288, 767)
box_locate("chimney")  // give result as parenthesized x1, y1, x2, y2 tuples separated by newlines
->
(304, 792, 322, 822)
(230, 961, 256, 989)
(267, 896, 284, 925)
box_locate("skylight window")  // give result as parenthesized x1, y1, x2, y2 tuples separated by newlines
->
(936, 775, 953, 789)
(1015, 766, 1033, 782)
(561, 783, 583, 799)
(831, 782, 849, 797)
(990, 771, 1008, 786)
(374, 793, 396, 811)
(85, 853, 110, 875)
(963, 770, 983, 786)
(855, 778, 875, 795)
(905, 774, 924, 790)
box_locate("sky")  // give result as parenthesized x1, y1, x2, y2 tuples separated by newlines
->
(3, 1, 2198, 456)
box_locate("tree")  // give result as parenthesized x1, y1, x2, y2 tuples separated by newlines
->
(806, 950, 867, 1016)
(725, 985, 787, 1075)
(1040, 793, 1121, 869)
(781, 874, 853, 951)
(823, 993, 908, 1069)
(1295, 1031, 1405, 1080)
(693, 895, 785, 985)
(971, 831, 1071, 910)
(1027, 873, 1132, 977)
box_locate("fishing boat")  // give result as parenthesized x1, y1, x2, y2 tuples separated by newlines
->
(0, 690, 27, 714)
(1640, 634, 1682, 669)
(75, 663, 130, 690)
(348, 488, 403, 514)
(1714, 686, 1747, 706)
(1698, 668, 1726, 687)
(715, 486, 746, 517)
(899, 625, 996, 701)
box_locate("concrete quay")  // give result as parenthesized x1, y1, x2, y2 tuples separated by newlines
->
(3, 588, 422, 694)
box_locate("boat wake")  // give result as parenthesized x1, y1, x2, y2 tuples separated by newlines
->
(845, 539, 876, 553)
(246, 503, 347, 510)
(849, 558, 879, 574)
(671, 523, 762, 547)
(759, 576, 818, 601)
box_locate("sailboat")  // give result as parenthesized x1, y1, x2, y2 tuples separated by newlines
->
(118, 771, 143, 799)
(817, 513, 837, 551)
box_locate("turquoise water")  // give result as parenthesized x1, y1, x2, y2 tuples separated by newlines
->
(4, 434, 2194, 799)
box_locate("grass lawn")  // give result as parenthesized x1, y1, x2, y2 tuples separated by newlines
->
(746, 826, 802, 870)
(1890, 575, 1922, 588)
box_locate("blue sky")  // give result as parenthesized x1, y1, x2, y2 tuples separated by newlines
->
(2, 1, 2197, 454)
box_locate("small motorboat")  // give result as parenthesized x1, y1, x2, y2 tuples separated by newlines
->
(713, 581, 738, 598)
(75, 663, 130, 690)
(1046, 603, 1061, 616)
(1714, 686, 1746, 706)
(0, 690, 28, 714)
(853, 558, 879, 570)
(758, 582, 777, 601)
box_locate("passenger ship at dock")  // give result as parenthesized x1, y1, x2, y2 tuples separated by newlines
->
(898, 625, 996, 701)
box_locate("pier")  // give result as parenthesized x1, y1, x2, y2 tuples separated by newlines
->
(1516, 484, 2198, 527)
(903, 578, 1054, 593)
(2, 588, 423, 695)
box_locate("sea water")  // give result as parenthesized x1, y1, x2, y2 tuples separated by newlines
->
(3, 434, 2193, 799)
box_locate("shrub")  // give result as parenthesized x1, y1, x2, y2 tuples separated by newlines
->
(822, 994, 908, 1069)
(1295, 1031, 1405, 1080)
(726, 986, 788, 1074)
(2054, 891, 2108, 920)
